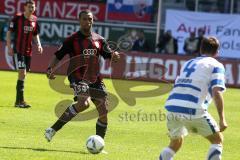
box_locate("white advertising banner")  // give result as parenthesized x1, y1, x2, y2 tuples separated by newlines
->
(165, 9, 240, 58)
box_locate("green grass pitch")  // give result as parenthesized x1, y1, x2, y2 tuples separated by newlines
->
(0, 70, 239, 160)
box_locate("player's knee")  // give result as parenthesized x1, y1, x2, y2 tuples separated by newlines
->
(207, 132, 223, 145)
(215, 132, 224, 144)
(83, 100, 90, 108)
(80, 100, 90, 109)
(94, 98, 108, 117)
(75, 99, 90, 112)
(18, 70, 26, 80)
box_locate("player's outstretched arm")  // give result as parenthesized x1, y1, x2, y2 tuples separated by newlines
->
(46, 55, 60, 80)
(212, 87, 228, 132)
(33, 35, 43, 54)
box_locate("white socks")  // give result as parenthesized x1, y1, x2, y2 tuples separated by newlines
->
(159, 147, 175, 160)
(207, 144, 223, 160)
(159, 144, 222, 160)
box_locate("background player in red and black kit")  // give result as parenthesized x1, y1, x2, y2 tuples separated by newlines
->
(6, 0, 43, 108)
(45, 10, 120, 141)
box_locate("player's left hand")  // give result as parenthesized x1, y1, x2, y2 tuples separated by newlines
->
(112, 51, 120, 62)
(37, 45, 43, 54)
(219, 118, 228, 132)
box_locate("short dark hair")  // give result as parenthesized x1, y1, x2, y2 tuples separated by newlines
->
(200, 37, 219, 55)
(25, 0, 35, 5)
(78, 10, 92, 19)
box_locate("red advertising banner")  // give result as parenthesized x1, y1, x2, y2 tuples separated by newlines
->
(1, 0, 106, 21)
(0, 42, 239, 88)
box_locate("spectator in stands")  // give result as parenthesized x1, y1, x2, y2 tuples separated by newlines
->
(196, 28, 205, 56)
(157, 30, 178, 54)
(183, 31, 199, 56)
(132, 30, 150, 52)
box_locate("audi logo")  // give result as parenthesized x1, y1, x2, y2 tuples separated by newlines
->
(83, 49, 97, 55)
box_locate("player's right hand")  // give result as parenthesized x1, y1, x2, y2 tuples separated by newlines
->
(8, 47, 13, 56)
(112, 51, 120, 62)
(46, 67, 56, 80)
(219, 119, 228, 132)
(37, 45, 43, 54)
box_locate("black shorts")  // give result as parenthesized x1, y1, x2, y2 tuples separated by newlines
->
(13, 54, 31, 72)
(72, 81, 108, 101)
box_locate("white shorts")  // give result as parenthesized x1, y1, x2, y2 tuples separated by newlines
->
(167, 112, 220, 139)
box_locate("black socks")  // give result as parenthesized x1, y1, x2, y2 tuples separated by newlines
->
(16, 80, 24, 103)
(96, 119, 108, 139)
(51, 104, 108, 139)
(52, 104, 78, 131)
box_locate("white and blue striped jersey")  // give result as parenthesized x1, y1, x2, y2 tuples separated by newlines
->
(165, 56, 226, 116)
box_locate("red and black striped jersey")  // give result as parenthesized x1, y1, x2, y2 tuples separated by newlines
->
(55, 31, 113, 83)
(9, 13, 40, 56)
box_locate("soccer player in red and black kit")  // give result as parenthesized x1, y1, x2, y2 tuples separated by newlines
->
(6, 0, 43, 108)
(45, 10, 120, 142)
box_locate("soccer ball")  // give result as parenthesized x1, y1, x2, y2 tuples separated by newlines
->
(86, 135, 105, 154)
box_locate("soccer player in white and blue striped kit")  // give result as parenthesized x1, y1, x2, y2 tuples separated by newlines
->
(159, 37, 227, 160)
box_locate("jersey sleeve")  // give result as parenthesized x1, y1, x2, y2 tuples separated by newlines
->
(100, 39, 113, 59)
(55, 37, 73, 60)
(210, 63, 226, 92)
(33, 21, 40, 36)
(8, 15, 18, 32)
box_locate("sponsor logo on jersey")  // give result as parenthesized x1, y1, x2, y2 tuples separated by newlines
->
(24, 26, 34, 33)
(83, 49, 97, 56)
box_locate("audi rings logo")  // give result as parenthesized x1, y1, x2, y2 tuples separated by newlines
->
(83, 49, 97, 55)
